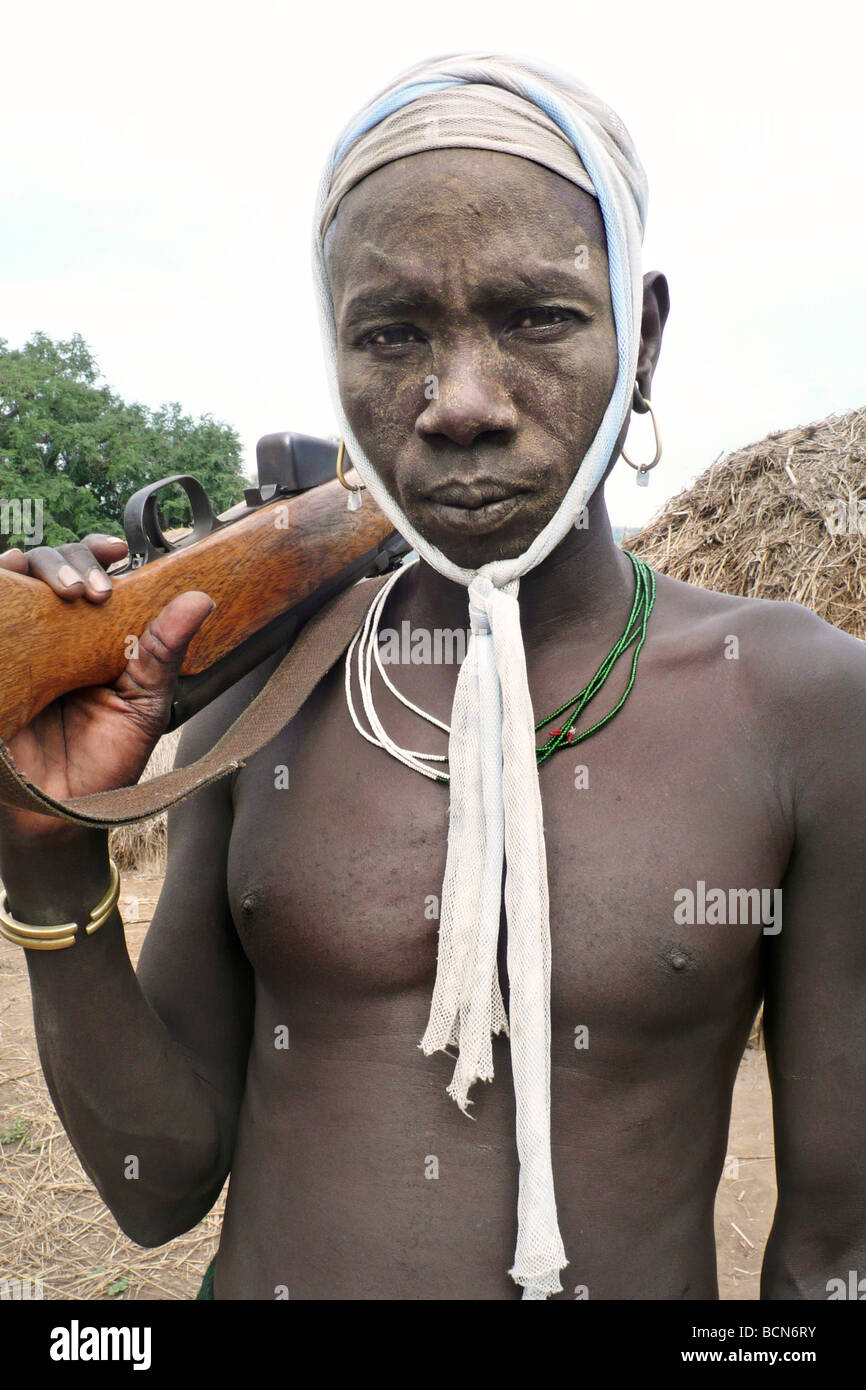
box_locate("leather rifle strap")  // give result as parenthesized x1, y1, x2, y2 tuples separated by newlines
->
(0, 574, 390, 828)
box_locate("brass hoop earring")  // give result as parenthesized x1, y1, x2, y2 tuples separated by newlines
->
(621, 390, 662, 480)
(335, 438, 366, 493)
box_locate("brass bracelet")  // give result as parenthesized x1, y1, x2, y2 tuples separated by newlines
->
(0, 859, 121, 951)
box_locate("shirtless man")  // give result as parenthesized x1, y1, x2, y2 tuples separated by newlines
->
(2, 59, 865, 1301)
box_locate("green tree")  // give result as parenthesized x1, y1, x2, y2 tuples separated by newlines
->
(0, 332, 248, 551)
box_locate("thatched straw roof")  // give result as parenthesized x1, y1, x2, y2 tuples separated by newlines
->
(626, 406, 866, 639)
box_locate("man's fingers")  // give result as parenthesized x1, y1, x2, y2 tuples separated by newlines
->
(0, 548, 29, 574)
(81, 534, 129, 567)
(119, 592, 216, 707)
(0, 536, 127, 594)
(25, 541, 114, 602)
(21, 545, 82, 598)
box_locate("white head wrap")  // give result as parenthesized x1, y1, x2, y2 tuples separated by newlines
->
(312, 53, 648, 1299)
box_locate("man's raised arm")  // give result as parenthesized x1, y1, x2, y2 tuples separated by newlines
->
(0, 534, 251, 1246)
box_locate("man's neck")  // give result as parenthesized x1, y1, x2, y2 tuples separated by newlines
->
(389, 496, 635, 653)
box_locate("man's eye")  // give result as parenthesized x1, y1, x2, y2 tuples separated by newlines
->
(508, 307, 573, 332)
(365, 325, 424, 347)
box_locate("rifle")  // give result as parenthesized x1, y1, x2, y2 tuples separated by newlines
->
(0, 432, 408, 744)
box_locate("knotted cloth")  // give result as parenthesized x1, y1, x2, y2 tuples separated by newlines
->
(312, 53, 648, 1299)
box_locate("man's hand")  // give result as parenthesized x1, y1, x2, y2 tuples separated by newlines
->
(0, 535, 215, 845)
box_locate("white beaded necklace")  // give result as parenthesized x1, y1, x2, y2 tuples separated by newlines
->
(344, 558, 450, 782)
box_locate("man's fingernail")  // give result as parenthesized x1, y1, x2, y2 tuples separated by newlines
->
(87, 568, 112, 592)
(57, 565, 80, 587)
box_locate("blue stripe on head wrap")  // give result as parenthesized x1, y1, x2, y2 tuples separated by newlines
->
(332, 79, 460, 168)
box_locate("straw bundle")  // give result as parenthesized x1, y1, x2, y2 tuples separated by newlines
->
(625, 406, 866, 638)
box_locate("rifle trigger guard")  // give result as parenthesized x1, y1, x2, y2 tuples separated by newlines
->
(121, 474, 225, 568)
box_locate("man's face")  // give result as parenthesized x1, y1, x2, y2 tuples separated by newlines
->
(328, 148, 618, 569)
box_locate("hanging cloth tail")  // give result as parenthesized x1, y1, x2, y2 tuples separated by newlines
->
(493, 583, 567, 1297)
(421, 576, 567, 1298)
(420, 590, 508, 1107)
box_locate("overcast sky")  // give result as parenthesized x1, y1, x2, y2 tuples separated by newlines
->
(3, 0, 864, 528)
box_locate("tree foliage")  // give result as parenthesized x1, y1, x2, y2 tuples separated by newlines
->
(0, 332, 247, 550)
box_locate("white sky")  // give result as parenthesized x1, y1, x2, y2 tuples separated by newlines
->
(3, 0, 864, 528)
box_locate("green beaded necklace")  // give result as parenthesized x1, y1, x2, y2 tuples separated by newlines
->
(434, 551, 655, 784)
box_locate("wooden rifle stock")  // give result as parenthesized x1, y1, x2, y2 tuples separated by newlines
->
(0, 478, 402, 744)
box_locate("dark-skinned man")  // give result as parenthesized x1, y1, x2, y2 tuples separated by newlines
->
(1, 55, 865, 1300)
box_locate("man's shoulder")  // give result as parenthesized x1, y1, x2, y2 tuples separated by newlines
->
(173, 646, 286, 769)
(652, 570, 866, 728)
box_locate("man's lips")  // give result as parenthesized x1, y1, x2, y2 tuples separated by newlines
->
(423, 480, 532, 534)
(425, 479, 530, 509)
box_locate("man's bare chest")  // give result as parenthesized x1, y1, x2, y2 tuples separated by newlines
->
(225, 654, 789, 1040)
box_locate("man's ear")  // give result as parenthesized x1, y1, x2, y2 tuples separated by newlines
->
(634, 271, 670, 413)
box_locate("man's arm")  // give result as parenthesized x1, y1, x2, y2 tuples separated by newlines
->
(14, 666, 268, 1248)
(760, 611, 866, 1298)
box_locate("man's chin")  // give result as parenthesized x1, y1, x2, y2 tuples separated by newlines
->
(406, 498, 560, 570)
(409, 520, 543, 571)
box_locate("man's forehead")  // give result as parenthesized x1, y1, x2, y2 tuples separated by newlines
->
(327, 149, 606, 293)
(333, 147, 599, 223)
(338, 252, 601, 317)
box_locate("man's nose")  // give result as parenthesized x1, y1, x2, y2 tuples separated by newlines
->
(416, 347, 518, 447)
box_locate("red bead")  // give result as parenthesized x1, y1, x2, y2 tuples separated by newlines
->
(566, 730, 577, 744)
(551, 728, 562, 738)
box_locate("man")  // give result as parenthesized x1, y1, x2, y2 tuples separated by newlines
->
(1, 54, 865, 1300)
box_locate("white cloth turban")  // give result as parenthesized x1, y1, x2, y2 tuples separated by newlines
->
(312, 53, 648, 1299)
